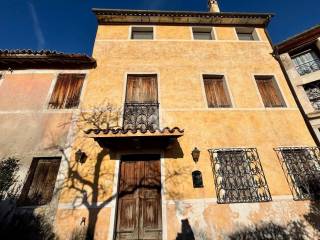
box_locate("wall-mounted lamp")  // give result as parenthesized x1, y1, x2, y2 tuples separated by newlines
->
(75, 149, 87, 164)
(191, 147, 200, 163)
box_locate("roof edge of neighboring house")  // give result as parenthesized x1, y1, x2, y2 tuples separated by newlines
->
(275, 24, 320, 54)
(0, 50, 97, 71)
(92, 8, 274, 27)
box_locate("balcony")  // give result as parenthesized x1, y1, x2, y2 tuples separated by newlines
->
(295, 59, 320, 76)
(123, 102, 159, 131)
(85, 102, 183, 150)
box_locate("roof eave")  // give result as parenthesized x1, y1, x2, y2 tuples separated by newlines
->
(275, 24, 320, 54)
(92, 8, 273, 27)
(0, 55, 97, 71)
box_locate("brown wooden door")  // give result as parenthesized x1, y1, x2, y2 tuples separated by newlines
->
(116, 158, 162, 240)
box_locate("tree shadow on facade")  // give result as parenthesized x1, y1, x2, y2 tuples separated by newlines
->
(228, 221, 308, 240)
(227, 178, 320, 240)
(63, 145, 189, 240)
(0, 157, 57, 240)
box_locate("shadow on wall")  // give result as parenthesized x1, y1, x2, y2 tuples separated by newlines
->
(53, 102, 188, 239)
(176, 219, 195, 240)
(0, 157, 57, 240)
(227, 177, 320, 240)
(228, 221, 308, 240)
(173, 183, 320, 240)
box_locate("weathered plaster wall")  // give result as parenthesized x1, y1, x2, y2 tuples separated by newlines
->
(0, 70, 84, 230)
(0, 73, 53, 110)
(54, 25, 317, 239)
(166, 199, 319, 239)
(55, 208, 111, 240)
(0, 72, 74, 178)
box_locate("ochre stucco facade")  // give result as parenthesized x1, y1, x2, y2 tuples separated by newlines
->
(53, 23, 319, 240)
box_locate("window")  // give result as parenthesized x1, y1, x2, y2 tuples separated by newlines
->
(192, 27, 214, 40)
(236, 27, 259, 41)
(203, 75, 231, 108)
(209, 148, 271, 204)
(123, 75, 159, 131)
(303, 80, 320, 110)
(255, 76, 286, 108)
(131, 26, 154, 40)
(48, 74, 85, 109)
(292, 49, 320, 76)
(275, 147, 320, 200)
(192, 171, 204, 188)
(20, 158, 61, 206)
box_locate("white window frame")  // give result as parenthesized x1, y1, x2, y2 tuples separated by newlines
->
(235, 27, 260, 41)
(130, 26, 155, 40)
(191, 26, 216, 40)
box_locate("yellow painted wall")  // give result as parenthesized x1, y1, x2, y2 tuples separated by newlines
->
(55, 24, 317, 239)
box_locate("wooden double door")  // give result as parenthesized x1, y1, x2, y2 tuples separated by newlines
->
(116, 155, 162, 240)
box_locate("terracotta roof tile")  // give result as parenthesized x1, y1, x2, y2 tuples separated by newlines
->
(85, 127, 184, 135)
(0, 49, 96, 70)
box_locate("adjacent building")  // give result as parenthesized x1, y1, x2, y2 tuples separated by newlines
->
(0, 49, 96, 216)
(275, 25, 320, 143)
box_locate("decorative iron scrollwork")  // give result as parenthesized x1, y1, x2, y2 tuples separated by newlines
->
(274, 147, 320, 200)
(123, 102, 159, 131)
(209, 148, 272, 204)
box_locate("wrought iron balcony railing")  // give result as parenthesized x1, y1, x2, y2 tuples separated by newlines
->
(123, 102, 159, 131)
(295, 59, 320, 76)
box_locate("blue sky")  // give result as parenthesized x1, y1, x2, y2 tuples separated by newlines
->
(0, 0, 319, 55)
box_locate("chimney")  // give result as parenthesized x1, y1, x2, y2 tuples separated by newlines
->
(208, 0, 220, 13)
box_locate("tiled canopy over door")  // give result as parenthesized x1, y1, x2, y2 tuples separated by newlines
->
(124, 75, 159, 130)
(116, 155, 162, 240)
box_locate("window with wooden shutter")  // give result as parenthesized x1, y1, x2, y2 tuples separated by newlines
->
(20, 158, 61, 206)
(48, 74, 85, 109)
(255, 76, 286, 108)
(126, 75, 158, 103)
(203, 75, 231, 108)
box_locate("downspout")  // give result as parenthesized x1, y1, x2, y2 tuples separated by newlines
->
(269, 29, 320, 146)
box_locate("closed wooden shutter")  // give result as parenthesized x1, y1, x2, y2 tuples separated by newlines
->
(22, 158, 61, 206)
(256, 76, 285, 107)
(203, 75, 231, 108)
(49, 74, 85, 109)
(126, 75, 158, 103)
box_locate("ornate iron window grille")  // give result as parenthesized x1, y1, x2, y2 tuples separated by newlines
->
(274, 147, 320, 200)
(295, 59, 320, 76)
(304, 81, 320, 111)
(123, 102, 159, 131)
(208, 148, 272, 204)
